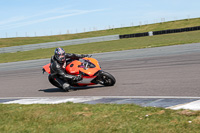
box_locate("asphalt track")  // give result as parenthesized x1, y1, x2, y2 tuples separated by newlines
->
(0, 43, 200, 109)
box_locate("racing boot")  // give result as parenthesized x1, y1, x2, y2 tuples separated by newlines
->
(62, 83, 70, 92)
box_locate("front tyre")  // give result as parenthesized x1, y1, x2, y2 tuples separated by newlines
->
(99, 72, 116, 86)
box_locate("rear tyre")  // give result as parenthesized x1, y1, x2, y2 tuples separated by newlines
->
(99, 72, 116, 86)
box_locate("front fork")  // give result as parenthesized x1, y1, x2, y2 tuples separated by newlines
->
(91, 70, 104, 85)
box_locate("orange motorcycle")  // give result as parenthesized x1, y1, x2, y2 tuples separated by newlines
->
(43, 57, 116, 88)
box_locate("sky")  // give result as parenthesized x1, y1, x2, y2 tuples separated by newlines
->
(0, 0, 200, 38)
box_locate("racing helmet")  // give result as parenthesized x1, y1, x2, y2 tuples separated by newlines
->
(54, 47, 66, 63)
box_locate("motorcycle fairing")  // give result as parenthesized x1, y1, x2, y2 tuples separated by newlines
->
(66, 57, 101, 77)
(43, 63, 51, 74)
(76, 76, 97, 86)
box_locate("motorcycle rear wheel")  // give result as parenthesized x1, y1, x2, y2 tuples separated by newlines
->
(100, 72, 116, 86)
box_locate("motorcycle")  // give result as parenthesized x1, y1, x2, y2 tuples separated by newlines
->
(42, 57, 116, 89)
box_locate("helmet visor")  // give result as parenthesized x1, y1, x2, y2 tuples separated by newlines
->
(56, 54, 65, 62)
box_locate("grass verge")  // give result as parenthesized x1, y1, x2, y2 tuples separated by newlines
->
(0, 30, 200, 63)
(0, 18, 200, 48)
(0, 103, 200, 133)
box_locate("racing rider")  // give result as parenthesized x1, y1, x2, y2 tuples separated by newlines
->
(48, 47, 89, 91)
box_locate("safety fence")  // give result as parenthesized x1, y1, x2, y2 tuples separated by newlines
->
(119, 26, 200, 39)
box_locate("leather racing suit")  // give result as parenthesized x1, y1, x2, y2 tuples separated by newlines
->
(48, 53, 88, 89)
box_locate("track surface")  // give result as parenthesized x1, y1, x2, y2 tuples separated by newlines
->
(0, 43, 200, 98)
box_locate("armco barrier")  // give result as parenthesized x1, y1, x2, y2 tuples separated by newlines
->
(120, 26, 200, 39)
(0, 35, 119, 53)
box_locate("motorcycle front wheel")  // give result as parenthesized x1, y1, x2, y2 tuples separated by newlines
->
(99, 71, 116, 86)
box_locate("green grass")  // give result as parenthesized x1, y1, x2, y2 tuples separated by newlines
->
(0, 17, 200, 48)
(0, 103, 200, 133)
(1, 30, 200, 63)
(1, 18, 200, 133)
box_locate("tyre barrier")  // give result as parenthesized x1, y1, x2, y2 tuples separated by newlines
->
(120, 25, 200, 39)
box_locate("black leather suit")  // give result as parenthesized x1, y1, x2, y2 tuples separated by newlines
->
(48, 53, 88, 88)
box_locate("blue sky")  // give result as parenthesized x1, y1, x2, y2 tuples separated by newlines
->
(0, 0, 200, 38)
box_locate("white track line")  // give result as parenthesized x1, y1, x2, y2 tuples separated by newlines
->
(2, 96, 200, 99)
(2, 96, 200, 111)
(3, 97, 101, 104)
(168, 100, 200, 111)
